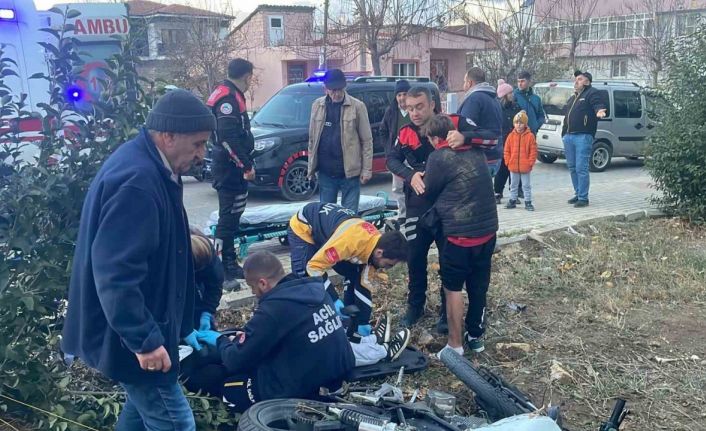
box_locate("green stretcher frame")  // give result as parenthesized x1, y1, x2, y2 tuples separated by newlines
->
(210, 192, 398, 259)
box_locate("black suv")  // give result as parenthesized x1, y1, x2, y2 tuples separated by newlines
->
(247, 76, 440, 200)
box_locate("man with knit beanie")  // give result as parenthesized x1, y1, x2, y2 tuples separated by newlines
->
(381, 79, 412, 227)
(207, 58, 256, 291)
(62, 89, 215, 431)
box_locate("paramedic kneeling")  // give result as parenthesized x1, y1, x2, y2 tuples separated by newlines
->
(190, 251, 356, 413)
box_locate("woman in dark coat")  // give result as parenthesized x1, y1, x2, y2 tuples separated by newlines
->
(494, 80, 522, 204)
(190, 229, 224, 332)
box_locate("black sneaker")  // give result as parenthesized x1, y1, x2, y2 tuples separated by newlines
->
(223, 278, 241, 292)
(525, 201, 535, 211)
(567, 197, 579, 204)
(574, 200, 589, 208)
(436, 313, 449, 335)
(494, 193, 502, 205)
(505, 199, 517, 209)
(373, 311, 391, 344)
(384, 329, 411, 361)
(465, 333, 485, 353)
(402, 306, 424, 327)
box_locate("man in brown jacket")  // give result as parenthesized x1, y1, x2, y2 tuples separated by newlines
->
(308, 69, 373, 213)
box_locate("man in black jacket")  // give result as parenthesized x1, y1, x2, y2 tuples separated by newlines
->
(188, 252, 410, 413)
(206, 58, 256, 290)
(381, 79, 411, 224)
(387, 86, 497, 333)
(421, 114, 498, 355)
(561, 71, 607, 208)
(192, 251, 355, 412)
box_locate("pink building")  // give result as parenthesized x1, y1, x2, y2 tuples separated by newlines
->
(526, 0, 706, 85)
(233, 5, 488, 109)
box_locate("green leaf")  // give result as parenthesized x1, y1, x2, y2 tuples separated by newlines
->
(66, 9, 82, 19)
(29, 72, 48, 80)
(20, 296, 35, 311)
(39, 28, 61, 39)
(0, 267, 9, 293)
(48, 7, 65, 16)
(38, 42, 61, 59)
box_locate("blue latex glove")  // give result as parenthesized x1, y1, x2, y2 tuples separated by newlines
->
(196, 329, 222, 347)
(334, 299, 346, 316)
(183, 330, 202, 351)
(357, 324, 372, 336)
(199, 312, 213, 331)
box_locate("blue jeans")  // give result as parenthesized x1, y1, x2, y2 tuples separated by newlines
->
(562, 134, 593, 201)
(116, 381, 195, 431)
(318, 172, 361, 213)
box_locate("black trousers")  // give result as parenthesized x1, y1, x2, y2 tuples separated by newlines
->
(439, 237, 496, 338)
(183, 364, 258, 414)
(404, 213, 446, 312)
(215, 189, 248, 259)
(288, 230, 373, 326)
(494, 159, 521, 196)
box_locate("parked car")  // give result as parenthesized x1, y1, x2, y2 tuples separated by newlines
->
(247, 76, 441, 201)
(533, 81, 654, 172)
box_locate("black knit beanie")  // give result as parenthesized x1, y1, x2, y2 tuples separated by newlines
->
(146, 89, 216, 133)
(395, 79, 411, 94)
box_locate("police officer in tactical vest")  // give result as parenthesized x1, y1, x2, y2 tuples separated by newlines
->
(206, 59, 256, 290)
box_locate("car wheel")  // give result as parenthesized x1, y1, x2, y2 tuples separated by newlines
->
(538, 153, 558, 164)
(281, 159, 317, 201)
(590, 141, 612, 172)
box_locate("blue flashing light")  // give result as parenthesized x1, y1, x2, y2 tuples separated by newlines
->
(313, 70, 326, 77)
(67, 86, 83, 102)
(0, 8, 16, 21)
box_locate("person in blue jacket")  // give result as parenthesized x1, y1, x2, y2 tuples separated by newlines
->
(61, 90, 215, 431)
(456, 67, 503, 175)
(513, 70, 546, 135)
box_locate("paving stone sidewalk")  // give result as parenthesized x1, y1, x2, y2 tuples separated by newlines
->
(219, 170, 657, 308)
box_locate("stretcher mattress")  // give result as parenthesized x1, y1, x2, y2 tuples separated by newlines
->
(207, 195, 387, 229)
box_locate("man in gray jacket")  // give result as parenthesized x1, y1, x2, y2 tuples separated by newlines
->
(308, 69, 373, 213)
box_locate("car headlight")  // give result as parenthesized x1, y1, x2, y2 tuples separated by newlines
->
(254, 138, 279, 152)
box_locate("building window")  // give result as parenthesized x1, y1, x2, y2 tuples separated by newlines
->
(676, 13, 700, 36)
(393, 62, 416, 77)
(614, 90, 642, 118)
(287, 63, 306, 84)
(159, 29, 187, 54)
(268, 16, 284, 46)
(611, 59, 628, 78)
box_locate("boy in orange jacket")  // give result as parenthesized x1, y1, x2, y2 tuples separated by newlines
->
(504, 111, 537, 211)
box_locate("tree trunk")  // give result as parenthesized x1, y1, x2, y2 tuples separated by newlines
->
(371, 51, 382, 75)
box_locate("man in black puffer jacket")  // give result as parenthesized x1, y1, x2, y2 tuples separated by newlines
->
(421, 114, 498, 356)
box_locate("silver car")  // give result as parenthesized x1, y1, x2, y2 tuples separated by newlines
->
(533, 81, 654, 172)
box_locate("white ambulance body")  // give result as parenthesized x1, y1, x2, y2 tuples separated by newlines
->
(0, 0, 128, 161)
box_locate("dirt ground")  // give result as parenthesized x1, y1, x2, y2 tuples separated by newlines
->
(220, 217, 706, 431)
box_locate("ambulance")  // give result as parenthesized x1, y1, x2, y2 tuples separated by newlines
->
(0, 0, 129, 161)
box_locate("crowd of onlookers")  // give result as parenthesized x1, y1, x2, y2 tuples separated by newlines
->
(58, 58, 611, 429)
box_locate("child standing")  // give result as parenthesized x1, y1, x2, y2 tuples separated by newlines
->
(504, 111, 537, 211)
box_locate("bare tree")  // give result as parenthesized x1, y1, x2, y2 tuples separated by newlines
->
(165, 4, 251, 95)
(328, 0, 454, 75)
(461, 0, 558, 82)
(554, 0, 599, 69)
(624, 0, 684, 87)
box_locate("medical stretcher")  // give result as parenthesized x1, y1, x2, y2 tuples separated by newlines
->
(206, 193, 398, 258)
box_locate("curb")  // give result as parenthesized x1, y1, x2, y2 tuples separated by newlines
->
(217, 208, 665, 310)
